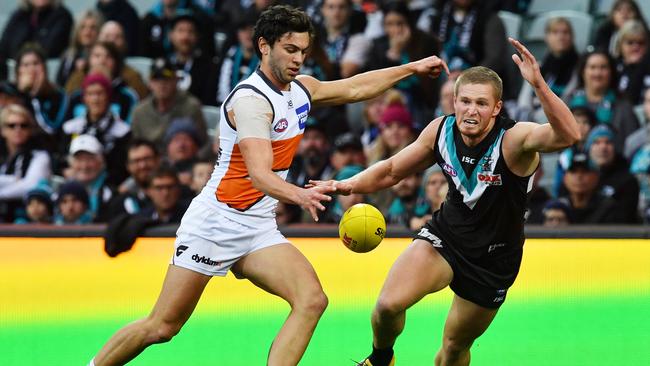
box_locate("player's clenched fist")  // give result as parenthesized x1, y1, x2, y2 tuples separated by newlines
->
(409, 56, 450, 79)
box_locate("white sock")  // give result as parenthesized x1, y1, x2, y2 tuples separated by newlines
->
(88, 358, 95, 366)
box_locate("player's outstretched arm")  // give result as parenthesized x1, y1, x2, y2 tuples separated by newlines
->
(296, 56, 449, 107)
(509, 38, 581, 153)
(310, 117, 441, 195)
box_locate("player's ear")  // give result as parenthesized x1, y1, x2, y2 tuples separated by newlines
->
(258, 37, 270, 55)
(492, 100, 503, 117)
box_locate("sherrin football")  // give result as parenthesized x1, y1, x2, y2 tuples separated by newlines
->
(338, 203, 386, 253)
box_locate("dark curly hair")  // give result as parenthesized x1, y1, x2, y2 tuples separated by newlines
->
(253, 5, 314, 58)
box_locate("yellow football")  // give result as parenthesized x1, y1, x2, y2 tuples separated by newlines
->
(338, 203, 386, 253)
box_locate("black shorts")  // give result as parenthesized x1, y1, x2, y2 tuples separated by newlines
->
(414, 224, 523, 309)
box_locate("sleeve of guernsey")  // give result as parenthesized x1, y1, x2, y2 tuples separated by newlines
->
(231, 94, 273, 140)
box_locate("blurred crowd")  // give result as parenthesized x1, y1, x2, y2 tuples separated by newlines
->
(1, 0, 650, 230)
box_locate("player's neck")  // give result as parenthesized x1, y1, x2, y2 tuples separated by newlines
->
(259, 64, 290, 91)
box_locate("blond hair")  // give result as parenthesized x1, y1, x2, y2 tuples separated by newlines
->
(0, 104, 36, 129)
(454, 66, 503, 101)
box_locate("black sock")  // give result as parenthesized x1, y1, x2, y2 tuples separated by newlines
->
(368, 345, 394, 366)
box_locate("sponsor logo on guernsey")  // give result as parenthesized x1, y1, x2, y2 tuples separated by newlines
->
(176, 245, 188, 257)
(296, 103, 309, 129)
(461, 156, 476, 164)
(417, 228, 442, 247)
(274, 118, 288, 132)
(287, 99, 293, 108)
(442, 163, 457, 177)
(192, 253, 220, 266)
(478, 173, 502, 185)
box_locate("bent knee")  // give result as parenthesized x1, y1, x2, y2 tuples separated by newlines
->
(442, 335, 473, 356)
(147, 319, 184, 344)
(294, 290, 328, 316)
(374, 296, 406, 318)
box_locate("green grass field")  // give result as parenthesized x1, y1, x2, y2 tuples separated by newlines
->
(1, 237, 649, 365)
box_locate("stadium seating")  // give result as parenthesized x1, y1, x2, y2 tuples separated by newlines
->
(6, 58, 15, 82)
(525, 10, 594, 59)
(46, 58, 60, 82)
(498, 11, 523, 39)
(527, 0, 591, 15)
(126, 56, 153, 79)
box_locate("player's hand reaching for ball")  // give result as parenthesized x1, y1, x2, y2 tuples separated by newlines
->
(308, 179, 353, 196)
(296, 185, 334, 222)
(410, 55, 450, 79)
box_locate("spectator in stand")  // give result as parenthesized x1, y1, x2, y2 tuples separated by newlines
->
(13, 44, 69, 139)
(553, 106, 598, 197)
(189, 160, 213, 195)
(217, 12, 260, 104)
(385, 172, 427, 228)
(0, 0, 73, 59)
(409, 165, 448, 230)
(365, 1, 441, 123)
(318, 0, 370, 79)
(517, 17, 579, 122)
(435, 76, 455, 117)
(14, 185, 53, 224)
(64, 134, 114, 222)
(541, 199, 571, 227)
(593, 0, 649, 55)
(109, 139, 161, 217)
(65, 42, 140, 123)
(97, 21, 150, 99)
(288, 120, 334, 189)
(62, 73, 130, 186)
(141, 1, 216, 60)
(168, 12, 220, 106)
(163, 118, 203, 186)
(366, 100, 415, 165)
(140, 165, 190, 223)
(429, 0, 508, 76)
(56, 10, 104, 87)
(330, 132, 367, 174)
(568, 50, 639, 151)
(585, 125, 640, 223)
(131, 58, 207, 154)
(96, 0, 141, 57)
(558, 152, 628, 224)
(0, 104, 51, 223)
(360, 89, 404, 147)
(54, 180, 92, 225)
(614, 20, 650, 105)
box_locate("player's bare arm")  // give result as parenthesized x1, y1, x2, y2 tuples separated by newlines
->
(503, 38, 581, 176)
(312, 117, 442, 195)
(296, 56, 450, 106)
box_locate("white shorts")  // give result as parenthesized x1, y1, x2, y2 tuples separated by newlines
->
(171, 199, 288, 276)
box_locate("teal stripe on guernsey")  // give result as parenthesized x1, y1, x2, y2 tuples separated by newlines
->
(443, 116, 504, 195)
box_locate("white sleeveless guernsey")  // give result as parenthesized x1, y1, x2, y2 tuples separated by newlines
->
(196, 69, 311, 227)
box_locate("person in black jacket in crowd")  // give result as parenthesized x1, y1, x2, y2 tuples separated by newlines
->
(593, 0, 648, 55)
(365, 1, 441, 124)
(585, 124, 640, 223)
(614, 20, 650, 105)
(96, 0, 141, 56)
(0, 0, 73, 59)
(140, 0, 216, 60)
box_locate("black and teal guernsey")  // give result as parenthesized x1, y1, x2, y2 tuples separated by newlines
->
(430, 114, 534, 264)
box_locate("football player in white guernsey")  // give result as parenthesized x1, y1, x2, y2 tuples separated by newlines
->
(313, 39, 581, 366)
(88, 5, 448, 366)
